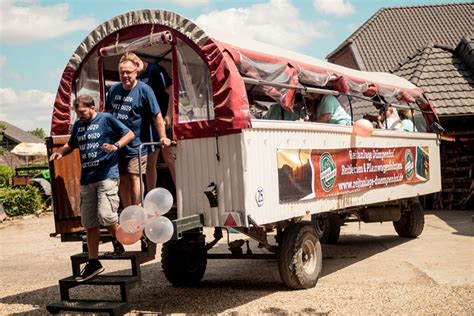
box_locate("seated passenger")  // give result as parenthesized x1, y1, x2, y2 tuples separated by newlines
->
(364, 99, 402, 131)
(313, 94, 351, 125)
(399, 108, 417, 132)
(263, 94, 304, 121)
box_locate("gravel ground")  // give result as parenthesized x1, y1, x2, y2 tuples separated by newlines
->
(0, 210, 472, 315)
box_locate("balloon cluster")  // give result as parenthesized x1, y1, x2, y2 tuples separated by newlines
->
(116, 188, 174, 245)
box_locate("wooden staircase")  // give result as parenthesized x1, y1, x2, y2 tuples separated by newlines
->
(47, 239, 155, 315)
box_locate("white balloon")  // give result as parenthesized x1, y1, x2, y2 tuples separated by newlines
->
(143, 187, 174, 216)
(144, 216, 174, 244)
(119, 205, 146, 233)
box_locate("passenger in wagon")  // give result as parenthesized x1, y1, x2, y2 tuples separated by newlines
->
(263, 93, 305, 121)
(134, 54, 176, 190)
(105, 52, 171, 208)
(399, 108, 417, 132)
(364, 103, 403, 130)
(312, 94, 352, 125)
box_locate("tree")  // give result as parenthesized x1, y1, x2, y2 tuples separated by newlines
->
(0, 123, 6, 155)
(28, 128, 46, 140)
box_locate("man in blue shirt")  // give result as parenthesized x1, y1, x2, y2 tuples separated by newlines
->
(135, 55, 176, 190)
(50, 95, 134, 282)
(105, 52, 171, 208)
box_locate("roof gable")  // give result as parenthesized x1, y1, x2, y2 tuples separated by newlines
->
(392, 40, 474, 116)
(0, 121, 44, 144)
(327, 2, 474, 72)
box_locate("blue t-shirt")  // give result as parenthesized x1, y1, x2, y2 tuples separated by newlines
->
(401, 119, 417, 132)
(68, 112, 130, 185)
(138, 63, 172, 147)
(138, 63, 172, 115)
(316, 95, 352, 125)
(105, 81, 161, 158)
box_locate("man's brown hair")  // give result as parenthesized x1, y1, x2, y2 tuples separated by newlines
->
(74, 95, 95, 109)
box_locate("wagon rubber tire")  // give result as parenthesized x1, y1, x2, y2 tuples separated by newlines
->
(393, 201, 424, 238)
(278, 223, 322, 289)
(161, 238, 207, 286)
(311, 213, 341, 244)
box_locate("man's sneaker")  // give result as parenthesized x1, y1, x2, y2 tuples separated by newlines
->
(112, 238, 125, 254)
(75, 260, 104, 282)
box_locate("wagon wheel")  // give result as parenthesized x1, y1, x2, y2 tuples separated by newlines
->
(393, 200, 424, 238)
(161, 236, 207, 286)
(311, 212, 341, 244)
(277, 223, 322, 289)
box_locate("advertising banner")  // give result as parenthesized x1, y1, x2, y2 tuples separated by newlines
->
(277, 147, 429, 202)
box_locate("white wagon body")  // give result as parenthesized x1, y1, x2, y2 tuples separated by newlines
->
(177, 120, 441, 227)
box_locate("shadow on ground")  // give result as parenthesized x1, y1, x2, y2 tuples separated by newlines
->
(1, 231, 413, 315)
(425, 210, 474, 237)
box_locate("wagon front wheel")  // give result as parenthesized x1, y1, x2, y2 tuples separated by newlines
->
(278, 223, 322, 289)
(161, 235, 207, 286)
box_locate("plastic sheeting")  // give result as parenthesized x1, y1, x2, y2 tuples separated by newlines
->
(50, 9, 440, 138)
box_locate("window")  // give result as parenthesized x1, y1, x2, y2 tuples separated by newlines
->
(176, 38, 214, 123)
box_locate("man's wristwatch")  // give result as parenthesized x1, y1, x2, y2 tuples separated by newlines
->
(114, 142, 120, 149)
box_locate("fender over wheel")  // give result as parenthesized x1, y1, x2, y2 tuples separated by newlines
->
(278, 223, 322, 289)
(161, 235, 207, 286)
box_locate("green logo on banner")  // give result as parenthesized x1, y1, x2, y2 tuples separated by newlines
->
(320, 152, 336, 192)
(405, 149, 414, 180)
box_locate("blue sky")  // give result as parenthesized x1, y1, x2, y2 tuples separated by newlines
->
(0, 0, 462, 134)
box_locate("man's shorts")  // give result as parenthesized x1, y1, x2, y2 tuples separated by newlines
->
(119, 155, 147, 175)
(80, 179, 120, 229)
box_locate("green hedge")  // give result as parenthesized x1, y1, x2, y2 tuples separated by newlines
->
(0, 165, 14, 187)
(0, 186, 45, 217)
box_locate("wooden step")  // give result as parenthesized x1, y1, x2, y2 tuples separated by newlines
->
(59, 275, 140, 302)
(70, 251, 155, 276)
(47, 299, 130, 315)
(59, 274, 141, 286)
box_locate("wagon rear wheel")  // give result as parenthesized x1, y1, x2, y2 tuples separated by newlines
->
(278, 223, 322, 289)
(393, 200, 424, 238)
(311, 212, 341, 244)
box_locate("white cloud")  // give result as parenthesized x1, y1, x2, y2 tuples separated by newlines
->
(313, 0, 355, 18)
(0, 55, 6, 68)
(0, 0, 97, 44)
(196, 0, 329, 50)
(171, 0, 209, 8)
(0, 88, 55, 133)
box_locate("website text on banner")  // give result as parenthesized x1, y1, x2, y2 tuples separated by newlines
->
(277, 147, 429, 203)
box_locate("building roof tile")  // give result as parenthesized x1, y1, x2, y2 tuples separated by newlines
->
(327, 2, 474, 72)
(0, 121, 44, 145)
(392, 41, 474, 116)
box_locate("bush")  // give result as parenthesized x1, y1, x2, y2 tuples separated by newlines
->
(0, 186, 45, 217)
(0, 165, 14, 187)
